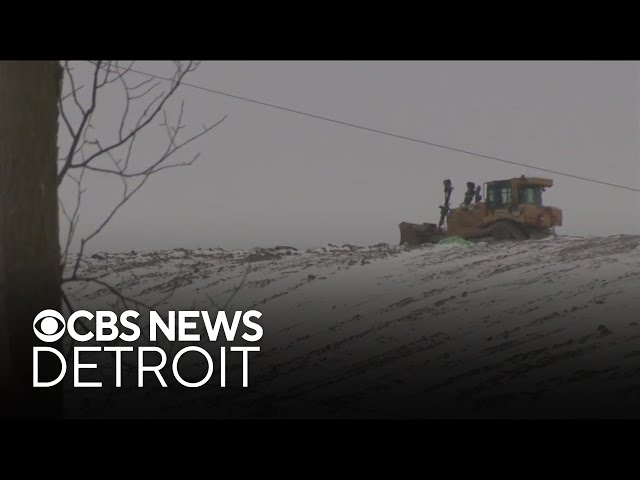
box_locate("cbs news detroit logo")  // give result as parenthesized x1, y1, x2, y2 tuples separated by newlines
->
(33, 309, 263, 388)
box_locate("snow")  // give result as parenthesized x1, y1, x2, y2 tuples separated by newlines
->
(63, 234, 640, 418)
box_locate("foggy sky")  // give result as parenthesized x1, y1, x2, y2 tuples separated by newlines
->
(57, 61, 640, 254)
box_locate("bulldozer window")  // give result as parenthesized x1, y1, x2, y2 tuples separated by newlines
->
(519, 186, 543, 205)
(487, 182, 511, 208)
(487, 188, 495, 204)
(500, 186, 511, 205)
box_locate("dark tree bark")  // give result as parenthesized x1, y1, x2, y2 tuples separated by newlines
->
(0, 61, 63, 418)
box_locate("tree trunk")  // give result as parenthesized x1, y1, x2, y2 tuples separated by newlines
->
(0, 61, 63, 419)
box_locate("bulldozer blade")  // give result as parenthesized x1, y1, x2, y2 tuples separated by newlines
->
(399, 222, 444, 246)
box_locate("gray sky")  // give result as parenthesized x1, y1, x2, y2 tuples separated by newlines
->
(58, 61, 640, 253)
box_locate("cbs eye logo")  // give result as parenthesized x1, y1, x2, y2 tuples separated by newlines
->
(33, 310, 66, 342)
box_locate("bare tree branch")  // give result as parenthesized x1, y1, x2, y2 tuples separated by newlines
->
(66, 61, 198, 173)
(58, 60, 226, 339)
(58, 61, 102, 183)
(80, 114, 226, 178)
(63, 61, 86, 116)
(59, 168, 86, 266)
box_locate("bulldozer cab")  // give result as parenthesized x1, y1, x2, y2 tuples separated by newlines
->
(485, 177, 551, 210)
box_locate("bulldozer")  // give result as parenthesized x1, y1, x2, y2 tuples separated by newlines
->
(399, 175, 562, 245)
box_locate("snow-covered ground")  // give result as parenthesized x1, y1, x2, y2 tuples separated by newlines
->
(64, 234, 640, 418)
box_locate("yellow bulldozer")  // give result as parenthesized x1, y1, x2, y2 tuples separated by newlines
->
(399, 175, 562, 245)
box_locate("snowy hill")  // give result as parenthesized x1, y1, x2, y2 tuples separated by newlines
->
(64, 234, 640, 418)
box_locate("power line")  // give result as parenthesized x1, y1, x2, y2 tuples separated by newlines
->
(97, 62, 640, 193)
